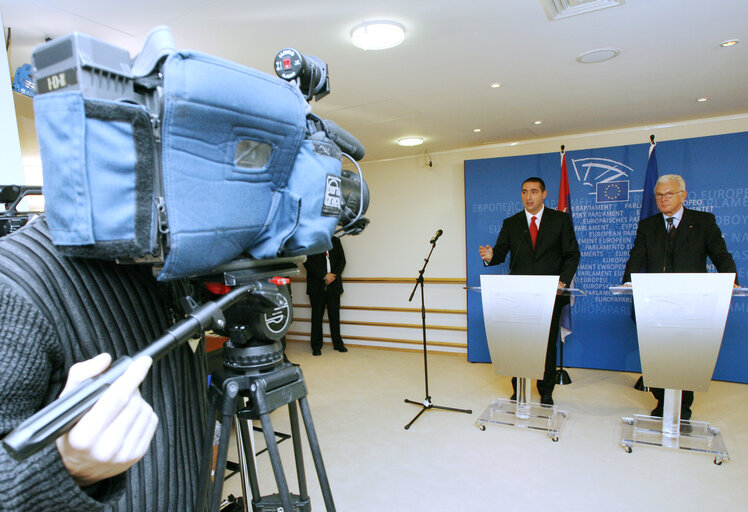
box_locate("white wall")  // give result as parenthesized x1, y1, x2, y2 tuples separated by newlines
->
(0, 11, 25, 185)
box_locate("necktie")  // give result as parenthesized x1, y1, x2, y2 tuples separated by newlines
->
(530, 216, 538, 249)
(666, 217, 675, 238)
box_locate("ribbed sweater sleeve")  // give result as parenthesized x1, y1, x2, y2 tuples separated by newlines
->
(0, 283, 122, 511)
(0, 218, 209, 511)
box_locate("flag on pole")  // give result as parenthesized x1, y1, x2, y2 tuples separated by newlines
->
(640, 135, 659, 222)
(558, 146, 573, 342)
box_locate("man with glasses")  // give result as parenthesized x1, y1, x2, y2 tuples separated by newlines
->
(622, 174, 738, 419)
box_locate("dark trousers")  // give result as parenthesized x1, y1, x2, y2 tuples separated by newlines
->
(651, 388, 694, 419)
(309, 290, 342, 351)
(512, 297, 565, 399)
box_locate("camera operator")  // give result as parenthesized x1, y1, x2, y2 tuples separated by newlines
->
(0, 217, 209, 511)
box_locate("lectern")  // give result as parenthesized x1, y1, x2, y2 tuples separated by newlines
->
(474, 274, 579, 441)
(611, 273, 744, 464)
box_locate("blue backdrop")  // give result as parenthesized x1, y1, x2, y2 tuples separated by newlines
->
(465, 131, 748, 383)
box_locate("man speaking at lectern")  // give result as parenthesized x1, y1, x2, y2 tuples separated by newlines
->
(622, 174, 738, 420)
(479, 177, 580, 406)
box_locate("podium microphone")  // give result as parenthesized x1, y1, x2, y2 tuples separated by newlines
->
(430, 229, 443, 244)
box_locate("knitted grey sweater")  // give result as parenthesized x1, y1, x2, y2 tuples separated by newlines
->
(0, 218, 209, 511)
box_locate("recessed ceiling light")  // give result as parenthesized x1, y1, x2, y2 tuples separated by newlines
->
(576, 47, 621, 64)
(720, 39, 739, 48)
(490, 82, 503, 88)
(397, 136, 424, 147)
(473, 128, 481, 132)
(351, 21, 405, 50)
(534, 120, 542, 125)
(510, 142, 519, 146)
(696, 97, 709, 102)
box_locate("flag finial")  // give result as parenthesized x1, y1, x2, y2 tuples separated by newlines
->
(650, 134, 655, 144)
(560, 144, 565, 153)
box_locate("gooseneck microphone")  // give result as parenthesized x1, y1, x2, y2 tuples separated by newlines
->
(430, 229, 443, 244)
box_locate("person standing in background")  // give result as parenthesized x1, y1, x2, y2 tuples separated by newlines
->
(304, 236, 347, 355)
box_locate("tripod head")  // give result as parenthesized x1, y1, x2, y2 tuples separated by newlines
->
(194, 257, 298, 376)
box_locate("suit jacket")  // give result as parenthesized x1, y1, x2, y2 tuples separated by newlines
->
(487, 207, 580, 287)
(304, 236, 346, 295)
(622, 208, 737, 283)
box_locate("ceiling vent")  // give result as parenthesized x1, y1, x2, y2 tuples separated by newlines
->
(540, 0, 625, 20)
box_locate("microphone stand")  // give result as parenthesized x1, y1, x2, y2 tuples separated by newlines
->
(403, 233, 471, 429)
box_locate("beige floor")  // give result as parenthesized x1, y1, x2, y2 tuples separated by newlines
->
(219, 341, 748, 511)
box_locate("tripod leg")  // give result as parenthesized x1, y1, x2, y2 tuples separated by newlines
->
(298, 396, 336, 511)
(209, 409, 236, 512)
(196, 396, 221, 512)
(258, 411, 296, 512)
(404, 405, 428, 430)
(429, 404, 472, 414)
(288, 401, 309, 502)
(236, 415, 262, 508)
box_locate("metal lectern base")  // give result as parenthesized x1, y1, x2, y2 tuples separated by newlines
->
(621, 414, 730, 465)
(475, 399, 567, 442)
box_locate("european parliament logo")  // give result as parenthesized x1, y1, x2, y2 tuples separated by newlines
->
(597, 181, 629, 202)
(571, 158, 640, 204)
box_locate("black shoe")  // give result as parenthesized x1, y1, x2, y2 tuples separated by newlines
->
(650, 405, 663, 417)
(509, 394, 517, 401)
(282, 355, 299, 367)
(334, 344, 348, 352)
(681, 409, 692, 421)
(540, 395, 554, 406)
(312, 349, 321, 356)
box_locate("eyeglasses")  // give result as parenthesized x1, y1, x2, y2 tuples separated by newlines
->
(655, 191, 682, 200)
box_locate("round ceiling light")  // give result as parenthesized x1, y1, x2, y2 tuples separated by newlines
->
(720, 39, 739, 47)
(576, 47, 621, 64)
(351, 20, 405, 50)
(397, 136, 424, 147)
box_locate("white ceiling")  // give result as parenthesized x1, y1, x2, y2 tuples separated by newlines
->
(2, 0, 747, 162)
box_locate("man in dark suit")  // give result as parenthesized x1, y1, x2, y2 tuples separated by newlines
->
(622, 174, 738, 420)
(304, 236, 347, 355)
(479, 177, 580, 405)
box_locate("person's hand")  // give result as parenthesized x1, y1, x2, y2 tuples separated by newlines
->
(622, 282, 632, 287)
(324, 273, 337, 285)
(479, 245, 493, 262)
(55, 354, 158, 487)
(557, 281, 566, 294)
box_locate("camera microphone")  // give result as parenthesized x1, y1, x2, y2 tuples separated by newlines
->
(322, 119, 365, 161)
(430, 229, 443, 244)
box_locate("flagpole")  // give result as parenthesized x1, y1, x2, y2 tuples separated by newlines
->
(634, 135, 658, 393)
(556, 144, 572, 386)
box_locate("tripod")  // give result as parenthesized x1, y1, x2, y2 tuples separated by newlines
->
(197, 339, 335, 512)
(403, 233, 472, 429)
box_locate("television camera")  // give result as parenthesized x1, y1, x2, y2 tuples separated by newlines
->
(0, 185, 43, 237)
